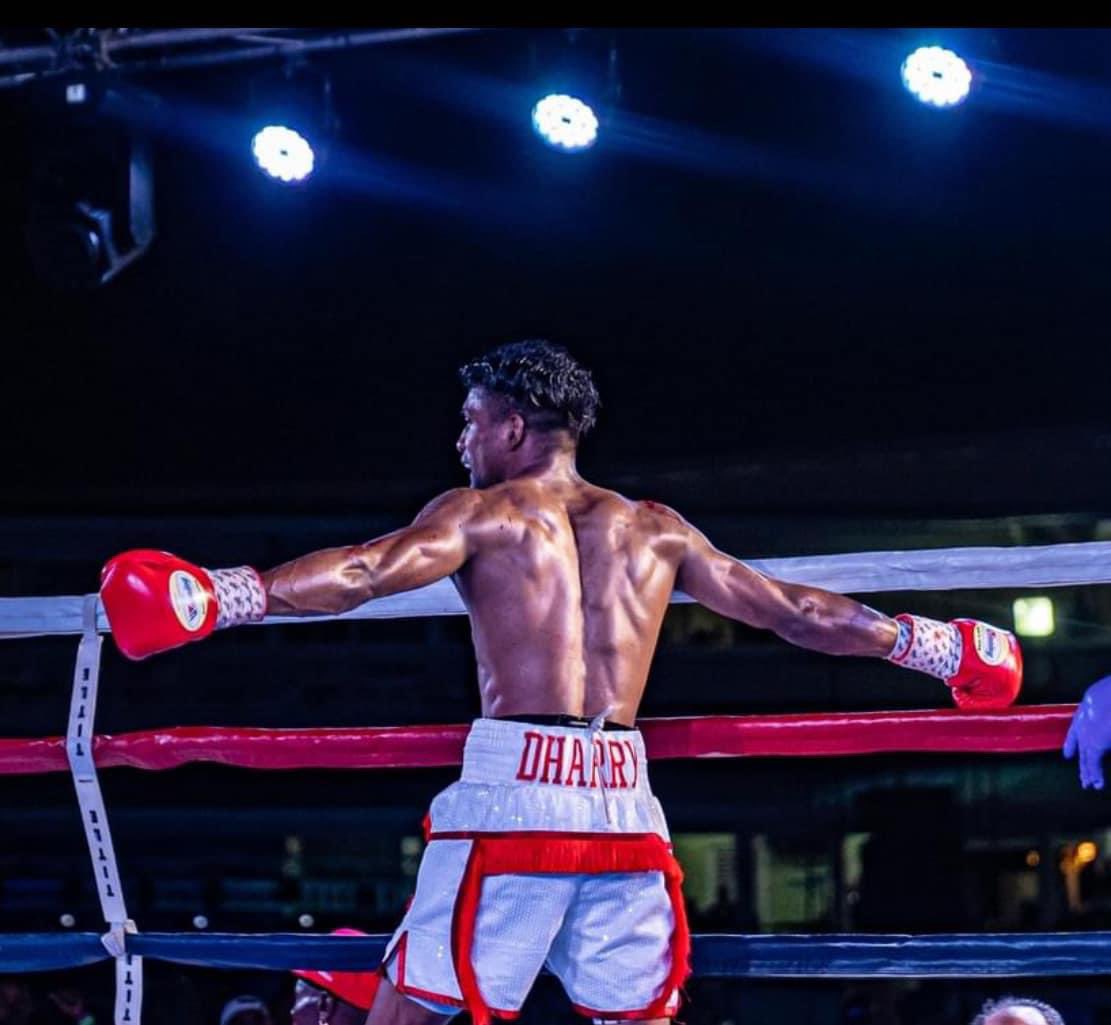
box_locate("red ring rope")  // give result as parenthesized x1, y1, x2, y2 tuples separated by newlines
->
(0, 705, 1074, 775)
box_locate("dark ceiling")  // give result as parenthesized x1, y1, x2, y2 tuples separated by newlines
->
(0, 27, 1109, 519)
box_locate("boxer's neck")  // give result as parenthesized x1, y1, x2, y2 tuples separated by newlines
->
(504, 439, 580, 485)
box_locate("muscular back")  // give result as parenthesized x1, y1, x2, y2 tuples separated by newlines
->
(456, 480, 688, 726)
(263, 469, 897, 724)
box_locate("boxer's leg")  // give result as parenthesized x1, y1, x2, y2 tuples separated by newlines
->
(365, 974, 457, 1025)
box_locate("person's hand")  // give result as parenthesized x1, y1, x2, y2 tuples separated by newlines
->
(1064, 674, 1111, 789)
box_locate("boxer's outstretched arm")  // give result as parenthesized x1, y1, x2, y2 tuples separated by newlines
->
(665, 506, 1021, 708)
(673, 515, 897, 657)
(262, 489, 483, 616)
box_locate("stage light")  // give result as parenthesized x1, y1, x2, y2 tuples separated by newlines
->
(252, 125, 315, 183)
(529, 30, 619, 153)
(901, 45, 971, 108)
(248, 59, 336, 184)
(532, 93, 599, 151)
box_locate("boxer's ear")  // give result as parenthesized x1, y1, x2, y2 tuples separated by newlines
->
(505, 411, 526, 449)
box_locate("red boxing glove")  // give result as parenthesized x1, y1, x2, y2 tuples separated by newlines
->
(100, 549, 266, 661)
(887, 613, 1023, 710)
(946, 618, 1024, 709)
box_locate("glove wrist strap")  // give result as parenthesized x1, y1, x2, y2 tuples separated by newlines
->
(887, 613, 961, 681)
(210, 567, 267, 629)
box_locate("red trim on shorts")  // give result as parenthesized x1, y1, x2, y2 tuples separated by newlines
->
(577, 1003, 679, 1017)
(571, 1001, 680, 1021)
(395, 932, 409, 990)
(393, 982, 520, 1021)
(440, 831, 691, 1025)
(394, 981, 466, 1011)
(429, 830, 669, 842)
(452, 841, 487, 1024)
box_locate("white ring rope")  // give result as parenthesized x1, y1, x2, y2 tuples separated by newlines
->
(2, 541, 1110, 639)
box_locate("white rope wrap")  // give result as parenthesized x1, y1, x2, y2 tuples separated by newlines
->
(66, 597, 142, 1025)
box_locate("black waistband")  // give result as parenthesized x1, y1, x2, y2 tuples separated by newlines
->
(495, 713, 634, 732)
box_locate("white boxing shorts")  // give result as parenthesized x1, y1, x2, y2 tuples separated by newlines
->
(381, 717, 691, 1024)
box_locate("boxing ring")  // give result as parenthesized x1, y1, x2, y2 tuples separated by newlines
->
(2, 539, 1110, 1023)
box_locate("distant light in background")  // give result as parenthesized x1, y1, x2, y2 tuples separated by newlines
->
(1013, 596, 1055, 638)
(298, 913, 315, 928)
(192, 914, 209, 929)
(1077, 841, 1099, 865)
(532, 93, 599, 151)
(1025, 850, 1040, 868)
(901, 46, 972, 107)
(59, 913, 75, 928)
(252, 125, 315, 183)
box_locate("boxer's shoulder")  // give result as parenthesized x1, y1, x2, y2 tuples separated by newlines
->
(413, 487, 487, 523)
(639, 499, 684, 524)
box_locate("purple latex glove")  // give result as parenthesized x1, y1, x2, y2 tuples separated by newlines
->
(1064, 675, 1111, 789)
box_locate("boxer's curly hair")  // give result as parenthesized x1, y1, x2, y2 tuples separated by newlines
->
(970, 996, 1065, 1025)
(459, 339, 601, 441)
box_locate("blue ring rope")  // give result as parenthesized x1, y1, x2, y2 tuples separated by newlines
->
(3, 933, 1109, 977)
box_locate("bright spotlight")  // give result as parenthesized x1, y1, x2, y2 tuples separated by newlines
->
(251, 125, 315, 183)
(532, 93, 599, 152)
(901, 46, 971, 108)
